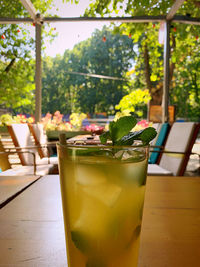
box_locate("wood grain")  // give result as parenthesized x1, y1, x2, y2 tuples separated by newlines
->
(0, 175, 67, 266)
(0, 175, 200, 266)
(0, 175, 40, 208)
(139, 176, 200, 267)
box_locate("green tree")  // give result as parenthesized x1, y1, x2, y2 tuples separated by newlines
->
(65, 0, 200, 121)
(0, 58, 35, 113)
(0, 0, 55, 113)
(42, 26, 136, 115)
(42, 53, 77, 114)
(73, 27, 135, 114)
(170, 37, 200, 120)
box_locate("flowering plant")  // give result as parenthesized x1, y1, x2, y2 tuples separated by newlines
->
(41, 111, 72, 131)
(83, 124, 104, 135)
(0, 113, 34, 126)
(0, 114, 14, 126)
(69, 113, 87, 130)
(40, 111, 87, 132)
(13, 114, 35, 124)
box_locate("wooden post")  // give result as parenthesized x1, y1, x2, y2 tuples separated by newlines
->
(162, 21, 170, 123)
(35, 18, 42, 123)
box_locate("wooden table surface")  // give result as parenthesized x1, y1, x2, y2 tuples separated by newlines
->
(0, 175, 200, 267)
(0, 175, 41, 208)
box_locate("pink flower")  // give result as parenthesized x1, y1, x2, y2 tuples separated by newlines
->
(137, 120, 150, 128)
(84, 124, 104, 134)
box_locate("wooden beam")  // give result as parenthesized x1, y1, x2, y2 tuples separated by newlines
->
(166, 0, 185, 20)
(1, 15, 200, 25)
(173, 15, 200, 25)
(0, 18, 32, 24)
(20, 0, 37, 20)
(44, 15, 166, 23)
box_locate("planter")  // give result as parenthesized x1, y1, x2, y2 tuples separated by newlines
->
(46, 130, 90, 141)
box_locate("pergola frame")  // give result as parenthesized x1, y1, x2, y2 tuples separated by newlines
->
(1, 0, 199, 122)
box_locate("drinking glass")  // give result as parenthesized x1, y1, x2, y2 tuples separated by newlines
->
(57, 141, 148, 267)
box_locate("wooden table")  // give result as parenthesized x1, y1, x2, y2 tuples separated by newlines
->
(0, 175, 200, 266)
(0, 175, 40, 208)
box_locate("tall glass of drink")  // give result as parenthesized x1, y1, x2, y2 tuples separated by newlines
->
(57, 139, 148, 267)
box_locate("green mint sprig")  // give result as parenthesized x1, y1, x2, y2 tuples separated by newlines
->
(100, 116, 157, 146)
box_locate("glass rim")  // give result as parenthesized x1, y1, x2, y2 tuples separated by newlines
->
(56, 142, 149, 149)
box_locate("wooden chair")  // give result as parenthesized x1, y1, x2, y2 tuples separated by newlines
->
(150, 123, 161, 146)
(0, 136, 52, 176)
(28, 123, 57, 159)
(0, 137, 11, 172)
(148, 122, 200, 176)
(7, 124, 58, 174)
(149, 122, 171, 164)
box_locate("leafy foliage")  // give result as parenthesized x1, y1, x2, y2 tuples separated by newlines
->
(115, 88, 151, 118)
(42, 26, 136, 115)
(1, 0, 199, 121)
(0, 59, 35, 113)
(64, 0, 200, 121)
(0, 0, 55, 113)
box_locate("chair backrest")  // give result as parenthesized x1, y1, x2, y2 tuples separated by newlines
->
(149, 123, 170, 164)
(0, 136, 11, 171)
(7, 124, 40, 165)
(28, 123, 49, 158)
(159, 122, 200, 176)
(150, 123, 161, 146)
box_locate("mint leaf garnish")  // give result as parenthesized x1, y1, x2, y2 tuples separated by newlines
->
(100, 116, 137, 145)
(99, 131, 111, 144)
(118, 127, 157, 146)
(109, 116, 137, 143)
(135, 127, 157, 145)
(127, 225, 141, 248)
(71, 231, 90, 253)
(100, 116, 157, 146)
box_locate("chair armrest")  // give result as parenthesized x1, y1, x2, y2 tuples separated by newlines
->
(149, 148, 199, 157)
(5, 145, 48, 151)
(0, 151, 37, 175)
(5, 144, 57, 164)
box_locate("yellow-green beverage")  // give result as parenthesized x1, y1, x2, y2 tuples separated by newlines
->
(57, 144, 148, 267)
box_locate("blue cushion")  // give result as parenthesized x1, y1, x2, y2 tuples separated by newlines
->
(149, 123, 170, 164)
